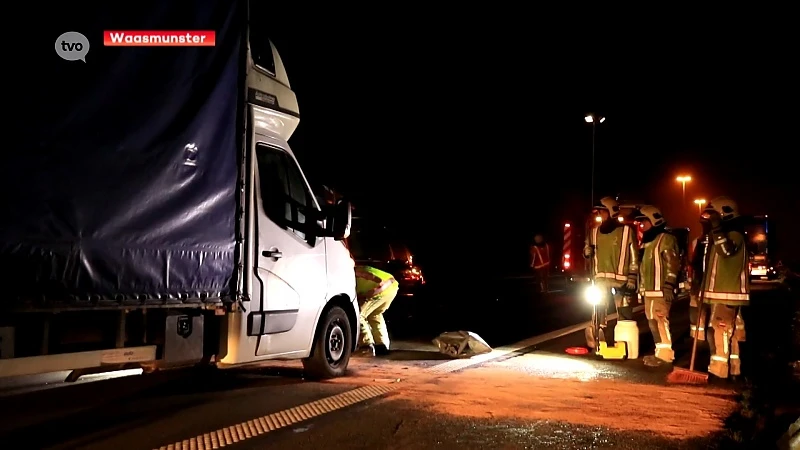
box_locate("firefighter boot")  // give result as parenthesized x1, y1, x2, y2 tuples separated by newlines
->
(374, 344, 390, 356)
(708, 357, 729, 379)
(654, 346, 675, 363)
(643, 355, 669, 367)
(355, 344, 376, 357)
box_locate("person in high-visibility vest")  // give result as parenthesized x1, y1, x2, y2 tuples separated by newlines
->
(530, 234, 551, 293)
(583, 196, 640, 347)
(635, 205, 682, 367)
(700, 196, 749, 379)
(355, 265, 399, 357)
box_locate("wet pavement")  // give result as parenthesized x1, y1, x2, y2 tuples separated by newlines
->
(0, 276, 796, 449)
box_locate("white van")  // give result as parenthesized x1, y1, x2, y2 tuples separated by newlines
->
(0, 3, 358, 381)
(219, 38, 359, 377)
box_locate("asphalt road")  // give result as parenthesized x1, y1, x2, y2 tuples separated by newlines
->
(0, 276, 796, 450)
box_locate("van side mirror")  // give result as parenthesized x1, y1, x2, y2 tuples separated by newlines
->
(322, 199, 352, 240)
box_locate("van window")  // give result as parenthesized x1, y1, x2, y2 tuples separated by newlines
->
(255, 145, 287, 226)
(255, 144, 317, 246)
(284, 155, 316, 242)
(248, 20, 275, 75)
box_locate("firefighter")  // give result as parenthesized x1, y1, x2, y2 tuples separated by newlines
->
(701, 196, 749, 379)
(530, 234, 551, 293)
(355, 265, 399, 357)
(583, 197, 639, 347)
(635, 205, 681, 367)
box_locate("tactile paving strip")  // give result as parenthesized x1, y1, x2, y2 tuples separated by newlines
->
(155, 384, 397, 449)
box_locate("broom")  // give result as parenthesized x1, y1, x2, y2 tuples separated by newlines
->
(667, 233, 711, 385)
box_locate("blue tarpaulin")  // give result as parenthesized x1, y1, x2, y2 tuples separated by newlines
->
(1, 1, 245, 304)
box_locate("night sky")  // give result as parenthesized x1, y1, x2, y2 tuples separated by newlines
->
(23, 5, 798, 279)
(269, 20, 797, 275)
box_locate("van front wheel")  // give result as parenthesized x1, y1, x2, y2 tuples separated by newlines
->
(303, 306, 352, 379)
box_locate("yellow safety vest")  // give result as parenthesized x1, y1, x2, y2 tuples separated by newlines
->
(355, 265, 397, 300)
(589, 224, 636, 281)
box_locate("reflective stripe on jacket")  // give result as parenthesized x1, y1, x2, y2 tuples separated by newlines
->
(589, 224, 637, 281)
(531, 244, 551, 269)
(356, 265, 397, 300)
(639, 232, 680, 298)
(702, 230, 750, 306)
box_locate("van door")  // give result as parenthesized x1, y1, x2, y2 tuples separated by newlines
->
(252, 142, 326, 355)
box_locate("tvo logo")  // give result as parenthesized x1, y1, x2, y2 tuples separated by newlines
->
(55, 31, 90, 62)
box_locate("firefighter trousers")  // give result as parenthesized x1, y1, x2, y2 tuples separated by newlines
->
(359, 283, 399, 349)
(707, 304, 746, 378)
(689, 295, 709, 341)
(645, 295, 674, 362)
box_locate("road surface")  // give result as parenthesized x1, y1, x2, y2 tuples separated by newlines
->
(0, 276, 797, 449)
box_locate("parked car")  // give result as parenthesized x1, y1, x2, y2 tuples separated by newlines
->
(313, 187, 426, 297)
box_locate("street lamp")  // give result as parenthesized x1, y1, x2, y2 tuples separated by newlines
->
(676, 175, 692, 204)
(585, 114, 606, 208)
(694, 198, 706, 213)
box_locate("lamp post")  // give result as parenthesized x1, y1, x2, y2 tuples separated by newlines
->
(694, 198, 706, 214)
(585, 114, 606, 208)
(676, 175, 692, 205)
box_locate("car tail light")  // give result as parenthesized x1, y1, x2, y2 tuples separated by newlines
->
(401, 266, 424, 283)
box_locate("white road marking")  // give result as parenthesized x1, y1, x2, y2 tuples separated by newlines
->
(425, 305, 645, 374)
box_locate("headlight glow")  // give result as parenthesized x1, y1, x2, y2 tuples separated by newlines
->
(584, 285, 603, 305)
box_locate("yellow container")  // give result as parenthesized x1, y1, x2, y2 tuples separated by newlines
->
(597, 341, 627, 359)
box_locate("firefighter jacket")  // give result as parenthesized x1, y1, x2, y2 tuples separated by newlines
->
(356, 265, 397, 301)
(530, 243, 551, 269)
(639, 230, 681, 298)
(584, 222, 639, 282)
(702, 228, 750, 306)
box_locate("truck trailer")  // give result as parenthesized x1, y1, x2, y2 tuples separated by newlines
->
(0, 1, 358, 381)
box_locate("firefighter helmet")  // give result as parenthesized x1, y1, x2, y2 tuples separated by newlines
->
(593, 197, 620, 219)
(704, 196, 739, 221)
(635, 205, 666, 227)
